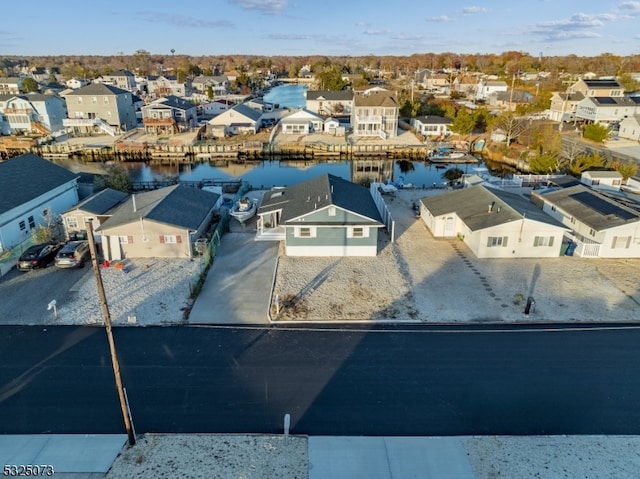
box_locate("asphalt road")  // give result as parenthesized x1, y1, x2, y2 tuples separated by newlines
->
(1, 325, 639, 436)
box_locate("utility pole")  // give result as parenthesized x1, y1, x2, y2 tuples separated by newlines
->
(85, 221, 136, 446)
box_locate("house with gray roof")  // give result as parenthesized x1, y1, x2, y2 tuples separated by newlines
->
(351, 89, 399, 139)
(532, 184, 640, 258)
(410, 115, 452, 139)
(62, 83, 137, 136)
(61, 188, 128, 242)
(97, 184, 219, 260)
(0, 77, 23, 95)
(580, 170, 623, 192)
(206, 102, 263, 138)
(141, 95, 198, 135)
(256, 173, 384, 256)
(305, 90, 353, 117)
(574, 96, 639, 125)
(95, 70, 136, 92)
(0, 154, 79, 253)
(420, 186, 568, 259)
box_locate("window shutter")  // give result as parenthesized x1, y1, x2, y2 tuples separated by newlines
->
(128, 236, 133, 244)
(549, 236, 554, 247)
(159, 235, 165, 244)
(534, 236, 540, 247)
(626, 236, 631, 249)
(487, 237, 492, 247)
(503, 236, 508, 247)
(176, 235, 182, 244)
(611, 236, 617, 248)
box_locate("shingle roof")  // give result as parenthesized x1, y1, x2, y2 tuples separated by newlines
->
(259, 174, 383, 224)
(0, 154, 78, 215)
(414, 115, 452, 125)
(353, 91, 398, 107)
(421, 185, 565, 232)
(66, 188, 128, 215)
(64, 83, 129, 96)
(306, 90, 353, 101)
(537, 184, 640, 231)
(99, 184, 219, 231)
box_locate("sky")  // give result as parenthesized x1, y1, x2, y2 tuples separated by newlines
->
(2, 0, 640, 58)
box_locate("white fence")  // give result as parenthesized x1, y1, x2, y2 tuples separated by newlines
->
(370, 183, 395, 242)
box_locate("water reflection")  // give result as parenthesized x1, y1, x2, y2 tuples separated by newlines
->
(59, 156, 498, 189)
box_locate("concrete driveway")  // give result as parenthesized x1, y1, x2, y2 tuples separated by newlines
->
(188, 231, 279, 325)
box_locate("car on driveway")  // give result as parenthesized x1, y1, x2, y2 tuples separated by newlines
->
(16, 243, 63, 271)
(54, 240, 90, 269)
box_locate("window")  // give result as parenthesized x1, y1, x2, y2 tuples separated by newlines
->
(295, 227, 316, 238)
(91, 96, 97, 104)
(487, 236, 508, 247)
(103, 97, 109, 104)
(348, 226, 368, 238)
(570, 217, 576, 224)
(119, 236, 133, 244)
(83, 217, 95, 225)
(551, 205, 557, 212)
(28, 216, 35, 229)
(591, 179, 600, 185)
(161, 235, 177, 244)
(66, 217, 78, 228)
(19, 221, 26, 231)
(533, 236, 555, 247)
(352, 227, 364, 238)
(589, 229, 596, 236)
(612, 236, 631, 249)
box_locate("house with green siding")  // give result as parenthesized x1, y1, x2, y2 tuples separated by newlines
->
(256, 174, 384, 256)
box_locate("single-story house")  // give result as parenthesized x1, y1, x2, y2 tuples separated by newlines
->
(410, 115, 452, 139)
(580, 170, 623, 192)
(98, 184, 220, 260)
(622, 176, 640, 194)
(420, 185, 568, 259)
(206, 103, 262, 138)
(532, 184, 640, 258)
(280, 108, 324, 135)
(323, 117, 343, 135)
(61, 188, 128, 242)
(256, 173, 384, 256)
(0, 154, 79, 253)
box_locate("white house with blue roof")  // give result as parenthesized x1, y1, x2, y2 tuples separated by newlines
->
(0, 154, 79, 253)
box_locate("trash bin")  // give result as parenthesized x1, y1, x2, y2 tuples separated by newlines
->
(560, 242, 570, 256)
(565, 241, 577, 256)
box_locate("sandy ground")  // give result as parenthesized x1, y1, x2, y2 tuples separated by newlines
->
(272, 188, 640, 323)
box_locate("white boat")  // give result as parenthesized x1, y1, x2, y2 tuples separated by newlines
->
(230, 197, 257, 223)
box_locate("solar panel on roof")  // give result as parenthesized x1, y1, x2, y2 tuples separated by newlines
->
(571, 191, 636, 220)
(584, 80, 620, 87)
(594, 97, 616, 104)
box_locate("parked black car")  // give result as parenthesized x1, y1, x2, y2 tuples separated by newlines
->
(54, 241, 90, 269)
(16, 243, 63, 271)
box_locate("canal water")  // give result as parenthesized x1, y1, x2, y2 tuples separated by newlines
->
(263, 84, 308, 108)
(114, 157, 498, 190)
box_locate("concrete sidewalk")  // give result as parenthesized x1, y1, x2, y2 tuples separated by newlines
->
(0, 435, 127, 478)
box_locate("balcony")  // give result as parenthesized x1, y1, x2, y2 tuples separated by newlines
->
(143, 117, 177, 126)
(4, 107, 33, 114)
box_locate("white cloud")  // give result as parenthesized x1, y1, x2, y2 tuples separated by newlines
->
(229, 0, 288, 15)
(462, 6, 489, 14)
(617, 1, 640, 15)
(137, 12, 233, 28)
(426, 15, 454, 23)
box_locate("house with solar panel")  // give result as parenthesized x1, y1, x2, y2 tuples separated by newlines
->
(420, 186, 568, 259)
(255, 173, 384, 256)
(532, 184, 640, 258)
(574, 95, 640, 125)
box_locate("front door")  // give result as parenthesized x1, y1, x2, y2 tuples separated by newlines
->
(444, 217, 455, 237)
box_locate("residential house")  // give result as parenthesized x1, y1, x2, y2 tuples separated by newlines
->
(532, 184, 640, 258)
(279, 108, 323, 134)
(305, 90, 353, 117)
(65, 78, 89, 90)
(351, 89, 399, 139)
(570, 79, 625, 98)
(62, 83, 137, 136)
(410, 115, 452, 139)
(420, 185, 568, 259)
(191, 75, 230, 96)
(548, 91, 584, 122)
(418, 72, 450, 93)
(476, 80, 508, 101)
(574, 96, 639, 125)
(323, 117, 342, 135)
(205, 102, 262, 138)
(146, 75, 189, 99)
(0, 154, 78, 252)
(98, 184, 219, 260)
(580, 170, 623, 192)
(0, 93, 66, 136)
(453, 76, 478, 100)
(618, 115, 640, 141)
(61, 188, 128, 244)
(0, 77, 23, 95)
(95, 70, 136, 92)
(623, 176, 640, 194)
(199, 99, 234, 118)
(488, 90, 534, 111)
(256, 173, 384, 257)
(142, 95, 198, 135)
